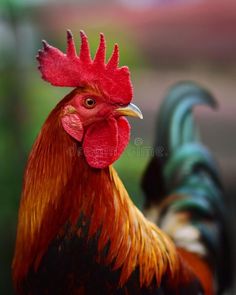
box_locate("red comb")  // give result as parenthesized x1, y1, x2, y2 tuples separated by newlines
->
(37, 30, 133, 104)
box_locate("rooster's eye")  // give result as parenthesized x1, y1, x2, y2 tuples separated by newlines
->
(84, 98, 96, 109)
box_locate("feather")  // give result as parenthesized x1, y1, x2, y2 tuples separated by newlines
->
(142, 82, 233, 294)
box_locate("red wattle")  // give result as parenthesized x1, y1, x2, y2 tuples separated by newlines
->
(113, 117, 130, 163)
(83, 117, 130, 168)
(61, 111, 84, 142)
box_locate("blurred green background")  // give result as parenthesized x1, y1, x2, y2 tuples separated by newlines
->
(1, 0, 236, 294)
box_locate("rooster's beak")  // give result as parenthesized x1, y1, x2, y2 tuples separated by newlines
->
(116, 103, 143, 119)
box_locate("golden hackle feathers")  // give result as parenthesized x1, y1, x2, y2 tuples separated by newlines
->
(13, 91, 180, 289)
(98, 167, 180, 286)
(12, 91, 78, 283)
(13, 91, 181, 291)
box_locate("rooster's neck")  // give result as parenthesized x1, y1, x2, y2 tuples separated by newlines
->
(12, 93, 89, 283)
(13, 95, 180, 290)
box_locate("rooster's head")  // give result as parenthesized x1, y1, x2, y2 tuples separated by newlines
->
(37, 30, 142, 168)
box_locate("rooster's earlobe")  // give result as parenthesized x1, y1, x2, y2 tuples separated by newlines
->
(61, 105, 84, 142)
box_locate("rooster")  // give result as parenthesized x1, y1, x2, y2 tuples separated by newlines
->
(12, 31, 232, 295)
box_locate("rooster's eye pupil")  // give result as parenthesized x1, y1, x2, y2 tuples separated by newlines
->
(84, 98, 96, 108)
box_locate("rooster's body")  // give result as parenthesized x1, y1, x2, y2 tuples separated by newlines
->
(12, 32, 231, 295)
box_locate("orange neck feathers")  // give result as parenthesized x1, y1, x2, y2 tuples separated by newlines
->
(13, 91, 79, 283)
(13, 91, 191, 290)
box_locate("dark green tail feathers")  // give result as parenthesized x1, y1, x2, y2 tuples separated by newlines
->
(142, 81, 233, 294)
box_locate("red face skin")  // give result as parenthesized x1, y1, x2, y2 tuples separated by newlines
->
(70, 89, 121, 126)
(60, 87, 131, 169)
